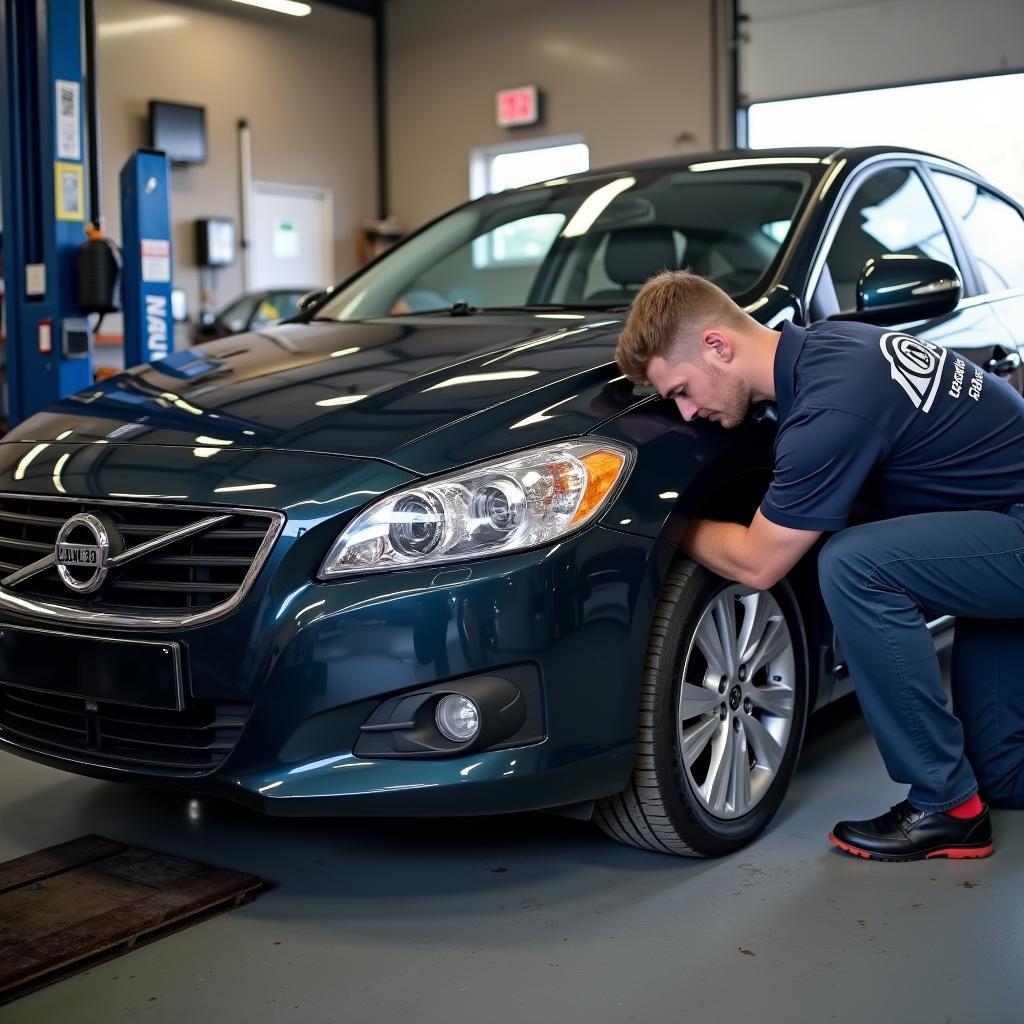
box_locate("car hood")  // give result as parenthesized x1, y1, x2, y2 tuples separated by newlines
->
(6, 315, 644, 476)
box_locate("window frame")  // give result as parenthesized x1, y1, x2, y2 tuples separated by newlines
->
(802, 155, 976, 317)
(469, 134, 589, 199)
(922, 165, 1024, 299)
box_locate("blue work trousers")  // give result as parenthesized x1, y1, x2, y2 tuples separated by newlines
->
(818, 504, 1024, 812)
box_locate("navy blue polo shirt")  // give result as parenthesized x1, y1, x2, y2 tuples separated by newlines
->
(760, 320, 1024, 532)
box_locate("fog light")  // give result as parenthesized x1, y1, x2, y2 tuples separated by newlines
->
(435, 694, 481, 743)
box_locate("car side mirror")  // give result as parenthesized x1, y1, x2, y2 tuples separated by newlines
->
(829, 255, 962, 325)
(297, 289, 328, 315)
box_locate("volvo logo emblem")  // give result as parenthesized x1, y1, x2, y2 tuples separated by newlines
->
(55, 513, 124, 594)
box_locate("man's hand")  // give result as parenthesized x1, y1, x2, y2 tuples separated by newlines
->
(683, 511, 821, 591)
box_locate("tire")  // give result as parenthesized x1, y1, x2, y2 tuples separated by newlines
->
(595, 558, 809, 857)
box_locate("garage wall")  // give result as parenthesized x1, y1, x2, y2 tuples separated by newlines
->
(742, 0, 1024, 103)
(97, 0, 377, 323)
(385, 0, 721, 231)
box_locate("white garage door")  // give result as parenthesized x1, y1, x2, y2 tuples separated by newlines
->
(741, 0, 1024, 104)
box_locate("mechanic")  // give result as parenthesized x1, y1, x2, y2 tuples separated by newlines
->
(615, 269, 1024, 862)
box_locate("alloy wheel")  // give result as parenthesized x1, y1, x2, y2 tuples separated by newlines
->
(677, 586, 796, 820)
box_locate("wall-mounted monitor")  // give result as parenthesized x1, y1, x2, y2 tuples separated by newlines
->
(149, 101, 207, 166)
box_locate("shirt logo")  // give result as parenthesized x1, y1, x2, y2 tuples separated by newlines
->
(879, 332, 947, 413)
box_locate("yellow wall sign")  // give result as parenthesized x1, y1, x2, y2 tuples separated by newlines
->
(54, 161, 84, 221)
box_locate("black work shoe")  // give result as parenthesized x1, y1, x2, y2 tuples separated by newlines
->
(829, 800, 993, 862)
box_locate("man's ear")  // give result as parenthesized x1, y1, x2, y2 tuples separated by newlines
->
(702, 330, 733, 362)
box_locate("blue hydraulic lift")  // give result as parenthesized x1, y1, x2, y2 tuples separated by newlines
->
(0, 0, 174, 429)
(0, 0, 95, 427)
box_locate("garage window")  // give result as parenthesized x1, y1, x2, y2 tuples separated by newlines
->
(746, 71, 1024, 203)
(470, 138, 589, 269)
(932, 173, 1024, 293)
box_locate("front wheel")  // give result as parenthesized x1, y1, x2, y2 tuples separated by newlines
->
(595, 559, 809, 856)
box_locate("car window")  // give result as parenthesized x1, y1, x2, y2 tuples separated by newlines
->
(252, 290, 305, 327)
(218, 295, 260, 333)
(823, 168, 958, 312)
(932, 173, 1024, 293)
(315, 167, 813, 320)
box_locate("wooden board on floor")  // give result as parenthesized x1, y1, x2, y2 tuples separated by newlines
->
(0, 834, 261, 1000)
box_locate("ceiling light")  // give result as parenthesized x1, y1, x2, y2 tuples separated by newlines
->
(98, 15, 187, 38)
(228, 0, 312, 15)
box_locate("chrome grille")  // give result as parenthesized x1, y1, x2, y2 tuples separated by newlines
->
(0, 494, 282, 626)
(0, 682, 250, 773)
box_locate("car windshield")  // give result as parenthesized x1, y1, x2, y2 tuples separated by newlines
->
(316, 166, 813, 320)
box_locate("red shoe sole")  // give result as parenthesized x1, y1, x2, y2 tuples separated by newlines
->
(828, 833, 994, 862)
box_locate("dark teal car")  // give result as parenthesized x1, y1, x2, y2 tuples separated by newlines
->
(2, 147, 1023, 856)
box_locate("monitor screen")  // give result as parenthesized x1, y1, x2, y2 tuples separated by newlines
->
(149, 101, 206, 166)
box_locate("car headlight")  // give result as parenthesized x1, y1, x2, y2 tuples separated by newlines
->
(318, 440, 633, 577)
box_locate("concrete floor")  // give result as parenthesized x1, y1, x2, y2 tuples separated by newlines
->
(1, 663, 1021, 1024)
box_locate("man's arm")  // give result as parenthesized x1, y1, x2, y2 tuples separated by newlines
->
(683, 510, 821, 591)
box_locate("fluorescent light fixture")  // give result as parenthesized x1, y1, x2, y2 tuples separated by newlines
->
(535, 313, 585, 320)
(561, 177, 635, 238)
(228, 0, 311, 15)
(688, 157, 824, 172)
(98, 15, 186, 38)
(195, 435, 233, 446)
(331, 347, 361, 358)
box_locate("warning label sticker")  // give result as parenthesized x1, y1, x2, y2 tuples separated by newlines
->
(54, 162, 84, 221)
(56, 80, 81, 161)
(141, 239, 171, 283)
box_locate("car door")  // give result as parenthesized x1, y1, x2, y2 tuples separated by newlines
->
(926, 169, 1024, 394)
(805, 162, 1021, 387)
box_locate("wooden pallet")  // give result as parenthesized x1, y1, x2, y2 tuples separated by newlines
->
(0, 834, 261, 1001)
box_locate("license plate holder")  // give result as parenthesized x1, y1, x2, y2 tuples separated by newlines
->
(0, 624, 184, 710)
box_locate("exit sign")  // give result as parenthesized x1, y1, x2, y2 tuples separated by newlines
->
(496, 86, 541, 128)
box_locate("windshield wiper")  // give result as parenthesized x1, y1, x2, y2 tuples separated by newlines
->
(473, 303, 631, 314)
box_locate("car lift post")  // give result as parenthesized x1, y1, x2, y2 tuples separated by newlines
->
(120, 150, 174, 368)
(0, 0, 94, 427)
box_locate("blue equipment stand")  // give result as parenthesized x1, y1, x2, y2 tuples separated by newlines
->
(0, 0, 94, 427)
(120, 150, 174, 369)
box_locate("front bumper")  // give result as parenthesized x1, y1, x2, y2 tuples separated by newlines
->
(0, 522, 669, 816)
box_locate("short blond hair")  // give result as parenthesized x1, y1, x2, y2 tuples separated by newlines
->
(615, 271, 750, 383)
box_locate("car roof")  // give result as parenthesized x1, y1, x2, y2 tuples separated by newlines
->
(543, 145, 976, 186)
